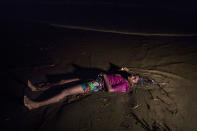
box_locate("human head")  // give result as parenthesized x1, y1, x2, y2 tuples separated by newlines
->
(128, 75, 139, 86)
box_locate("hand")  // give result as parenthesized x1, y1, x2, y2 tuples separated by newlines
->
(121, 67, 130, 72)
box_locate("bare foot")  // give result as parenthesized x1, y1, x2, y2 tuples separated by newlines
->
(24, 96, 40, 110)
(28, 80, 38, 91)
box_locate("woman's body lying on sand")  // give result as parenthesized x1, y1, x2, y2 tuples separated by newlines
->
(24, 67, 139, 110)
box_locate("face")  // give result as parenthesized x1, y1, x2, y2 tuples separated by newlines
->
(128, 75, 139, 85)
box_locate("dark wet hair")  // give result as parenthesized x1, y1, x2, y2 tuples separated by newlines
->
(118, 71, 140, 81)
(118, 71, 132, 80)
(135, 77, 144, 86)
(135, 76, 155, 87)
(124, 72, 143, 86)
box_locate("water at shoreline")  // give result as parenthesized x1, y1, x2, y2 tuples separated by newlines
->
(2, 1, 197, 34)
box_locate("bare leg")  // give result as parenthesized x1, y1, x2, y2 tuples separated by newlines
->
(59, 78, 80, 84)
(28, 78, 80, 92)
(24, 84, 84, 110)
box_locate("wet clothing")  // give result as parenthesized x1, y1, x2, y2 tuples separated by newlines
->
(81, 76, 103, 94)
(82, 74, 130, 93)
(102, 74, 130, 92)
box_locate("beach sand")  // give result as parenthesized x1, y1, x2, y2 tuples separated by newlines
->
(2, 22, 197, 131)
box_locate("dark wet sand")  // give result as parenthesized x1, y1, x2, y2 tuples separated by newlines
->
(1, 22, 197, 131)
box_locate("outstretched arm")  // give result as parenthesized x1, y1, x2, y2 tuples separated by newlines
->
(57, 78, 80, 85)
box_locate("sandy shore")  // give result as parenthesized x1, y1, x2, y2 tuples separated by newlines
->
(2, 22, 197, 130)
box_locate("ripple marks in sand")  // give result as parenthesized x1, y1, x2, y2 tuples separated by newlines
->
(127, 67, 187, 81)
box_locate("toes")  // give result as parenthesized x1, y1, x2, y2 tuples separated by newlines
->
(24, 96, 28, 105)
(24, 96, 29, 107)
(28, 80, 37, 91)
(24, 96, 33, 110)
